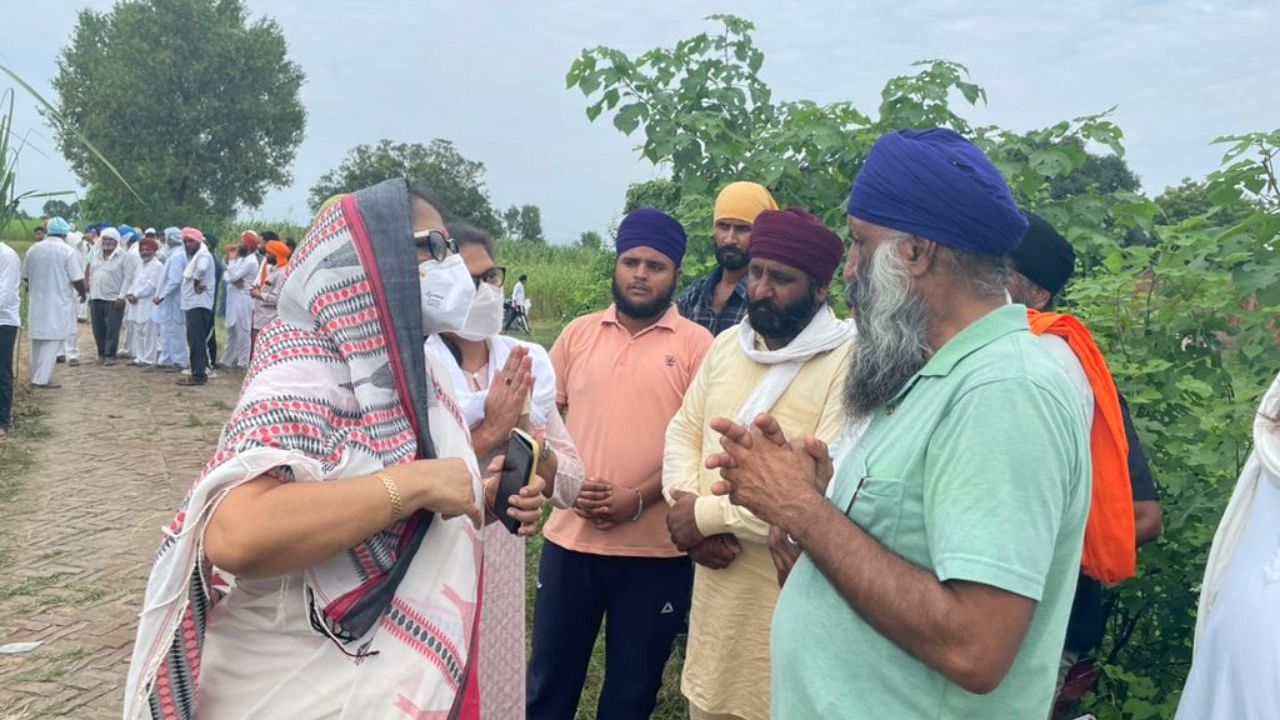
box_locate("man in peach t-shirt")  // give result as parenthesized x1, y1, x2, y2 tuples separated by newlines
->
(527, 208, 713, 720)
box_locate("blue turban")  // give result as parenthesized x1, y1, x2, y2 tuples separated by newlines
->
(163, 226, 182, 246)
(46, 217, 71, 237)
(847, 129, 1028, 255)
(118, 224, 140, 243)
(616, 207, 687, 267)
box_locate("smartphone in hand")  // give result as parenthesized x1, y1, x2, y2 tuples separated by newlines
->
(494, 428, 540, 534)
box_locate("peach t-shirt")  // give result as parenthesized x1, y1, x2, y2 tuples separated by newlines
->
(544, 304, 713, 558)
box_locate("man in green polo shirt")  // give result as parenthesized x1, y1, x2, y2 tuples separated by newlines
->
(706, 129, 1091, 719)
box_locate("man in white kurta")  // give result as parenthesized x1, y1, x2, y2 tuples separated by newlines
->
(117, 229, 143, 358)
(21, 218, 86, 388)
(222, 245, 259, 369)
(61, 229, 87, 365)
(153, 228, 188, 370)
(125, 238, 164, 366)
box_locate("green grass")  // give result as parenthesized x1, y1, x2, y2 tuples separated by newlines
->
(0, 383, 45, 504)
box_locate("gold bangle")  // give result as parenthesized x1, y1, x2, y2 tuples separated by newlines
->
(380, 472, 405, 522)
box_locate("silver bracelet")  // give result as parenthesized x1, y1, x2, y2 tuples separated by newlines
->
(631, 488, 644, 522)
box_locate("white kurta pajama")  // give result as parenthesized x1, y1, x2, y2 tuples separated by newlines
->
(117, 247, 141, 356)
(125, 257, 163, 365)
(61, 233, 87, 361)
(154, 248, 188, 368)
(21, 238, 84, 384)
(222, 254, 259, 368)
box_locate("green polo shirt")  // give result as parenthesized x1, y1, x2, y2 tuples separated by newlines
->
(771, 303, 1091, 719)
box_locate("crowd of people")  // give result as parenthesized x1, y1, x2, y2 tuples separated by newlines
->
(0, 128, 1273, 720)
(0, 220, 296, 399)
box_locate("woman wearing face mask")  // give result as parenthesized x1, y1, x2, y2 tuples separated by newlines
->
(426, 222, 585, 719)
(249, 239, 290, 355)
(123, 180, 547, 720)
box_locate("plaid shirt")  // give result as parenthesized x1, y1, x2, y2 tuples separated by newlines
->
(676, 266, 748, 336)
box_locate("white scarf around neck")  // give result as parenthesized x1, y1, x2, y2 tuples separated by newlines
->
(735, 305, 855, 424)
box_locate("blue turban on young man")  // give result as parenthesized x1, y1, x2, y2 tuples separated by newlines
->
(616, 207, 687, 267)
(847, 129, 1028, 255)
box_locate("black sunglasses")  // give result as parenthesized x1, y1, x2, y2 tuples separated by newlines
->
(413, 229, 458, 262)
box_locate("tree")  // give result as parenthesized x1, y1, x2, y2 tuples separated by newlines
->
(502, 205, 521, 238)
(1155, 177, 1259, 226)
(52, 0, 305, 227)
(516, 204, 544, 243)
(41, 198, 74, 219)
(623, 178, 682, 214)
(310, 139, 501, 234)
(578, 230, 602, 249)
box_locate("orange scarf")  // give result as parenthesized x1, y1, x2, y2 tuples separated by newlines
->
(1028, 310, 1136, 584)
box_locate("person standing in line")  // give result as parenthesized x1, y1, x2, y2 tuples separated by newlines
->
(59, 227, 87, 366)
(21, 217, 86, 388)
(0, 235, 20, 440)
(676, 181, 779, 336)
(177, 227, 216, 386)
(153, 227, 188, 371)
(223, 235, 260, 369)
(125, 236, 165, 366)
(203, 233, 225, 372)
(527, 208, 714, 720)
(87, 227, 129, 366)
(115, 226, 142, 359)
(250, 239, 290, 352)
(73, 224, 96, 326)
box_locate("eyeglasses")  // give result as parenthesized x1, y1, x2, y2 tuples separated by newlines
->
(473, 265, 505, 289)
(413, 229, 457, 262)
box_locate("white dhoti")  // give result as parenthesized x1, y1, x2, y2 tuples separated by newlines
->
(30, 339, 62, 385)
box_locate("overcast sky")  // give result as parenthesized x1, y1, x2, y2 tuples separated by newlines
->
(3, 0, 1277, 242)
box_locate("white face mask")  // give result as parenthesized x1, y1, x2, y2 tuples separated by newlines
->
(454, 282, 504, 341)
(418, 254, 476, 336)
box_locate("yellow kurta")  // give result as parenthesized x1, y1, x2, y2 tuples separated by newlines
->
(663, 325, 851, 720)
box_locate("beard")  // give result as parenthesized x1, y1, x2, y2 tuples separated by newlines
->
(748, 286, 820, 342)
(844, 242, 932, 420)
(715, 245, 749, 271)
(612, 277, 676, 320)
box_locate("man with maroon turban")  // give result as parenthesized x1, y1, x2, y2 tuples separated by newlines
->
(663, 207, 854, 720)
(124, 236, 164, 365)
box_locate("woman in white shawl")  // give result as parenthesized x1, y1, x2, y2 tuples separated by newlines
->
(425, 222, 585, 719)
(1176, 370, 1280, 718)
(123, 179, 547, 720)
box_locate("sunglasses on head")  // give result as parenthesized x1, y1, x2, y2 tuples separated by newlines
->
(413, 229, 458, 262)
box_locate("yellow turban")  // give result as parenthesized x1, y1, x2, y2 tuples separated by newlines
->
(714, 181, 778, 225)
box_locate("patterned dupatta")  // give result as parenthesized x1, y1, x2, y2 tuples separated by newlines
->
(124, 179, 483, 719)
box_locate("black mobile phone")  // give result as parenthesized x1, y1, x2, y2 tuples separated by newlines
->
(494, 428, 540, 534)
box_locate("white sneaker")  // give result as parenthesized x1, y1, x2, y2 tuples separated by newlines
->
(208, 370, 219, 379)
(181, 368, 191, 376)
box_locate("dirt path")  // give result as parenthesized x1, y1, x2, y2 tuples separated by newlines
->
(0, 323, 242, 719)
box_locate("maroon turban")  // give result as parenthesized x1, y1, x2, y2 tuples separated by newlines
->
(139, 237, 160, 253)
(748, 207, 844, 285)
